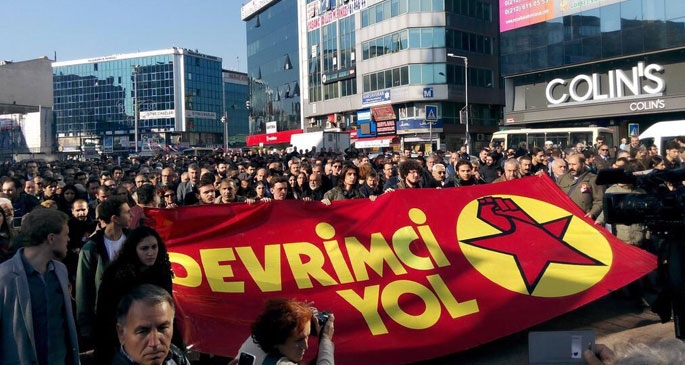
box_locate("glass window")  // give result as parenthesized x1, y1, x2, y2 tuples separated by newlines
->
(391, 0, 400, 16)
(362, 10, 369, 27)
(435, 64, 446, 84)
(435, 28, 446, 47)
(370, 73, 378, 91)
(377, 71, 385, 89)
(433, 0, 444, 11)
(408, 29, 421, 48)
(421, 28, 433, 47)
(400, 0, 408, 13)
(393, 68, 401, 86)
(421, 0, 432, 11)
(400, 30, 408, 49)
(643, 0, 665, 21)
(643, 22, 667, 51)
(409, 65, 421, 84)
(384, 1, 391, 19)
(391, 33, 400, 53)
(621, 0, 643, 28)
(409, 0, 420, 12)
(422, 65, 434, 84)
(384, 34, 392, 55)
(385, 70, 393, 88)
(599, 4, 621, 32)
(400, 66, 409, 85)
(482, 2, 491, 20)
(376, 3, 384, 22)
(666, 0, 685, 20)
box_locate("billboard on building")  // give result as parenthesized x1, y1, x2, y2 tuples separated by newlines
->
(500, 0, 626, 33)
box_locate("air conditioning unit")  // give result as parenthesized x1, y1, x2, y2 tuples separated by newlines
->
(336, 114, 344, 126)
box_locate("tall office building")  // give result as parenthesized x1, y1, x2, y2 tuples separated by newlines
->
(52, 48, 224, 155)
(298, 0, 503, 152)
(222, 70, 250, 146)
(242, 0, 304, 147)
(501, 0, 685, 138)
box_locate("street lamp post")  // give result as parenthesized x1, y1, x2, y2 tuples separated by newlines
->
(133, 65, 140, 153)
(447, 53, 469, 154)
(221, 114, 228, 152)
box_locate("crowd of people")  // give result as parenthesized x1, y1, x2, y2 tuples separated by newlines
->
(1, 134, 684, 364)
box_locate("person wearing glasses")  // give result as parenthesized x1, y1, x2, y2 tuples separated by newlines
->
(162, 187, 179, 208)
(593, 144, 614, 172)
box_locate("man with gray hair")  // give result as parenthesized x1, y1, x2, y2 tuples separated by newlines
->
(114, 284, 190, 365)
(549, 158, 568, 182)
(0, 208, 80, 364)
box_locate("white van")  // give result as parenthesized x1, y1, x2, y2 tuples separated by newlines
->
(639, 120, 685, 155)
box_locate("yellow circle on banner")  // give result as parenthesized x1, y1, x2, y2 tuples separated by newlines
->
(457, 195, 612, 297)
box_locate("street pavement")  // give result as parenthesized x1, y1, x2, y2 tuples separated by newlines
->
(421, 294, 672, 364)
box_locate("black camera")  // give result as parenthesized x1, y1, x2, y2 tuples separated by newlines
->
(598, 168, 685, 230)
(311, 311, 330, 337)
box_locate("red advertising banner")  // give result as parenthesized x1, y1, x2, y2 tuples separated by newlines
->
(146, 175, 656, 365)
(245, 129, 303, 147)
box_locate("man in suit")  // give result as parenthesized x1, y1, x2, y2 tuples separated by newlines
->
(0, 208, 80, 364)
(176, 163, 201, 205)
(592, 144, 613, 172)
(557, 154, 605, 219)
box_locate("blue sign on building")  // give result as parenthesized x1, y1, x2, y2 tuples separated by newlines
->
(423, 87, 434, 98)
(361, 89, 391, 106)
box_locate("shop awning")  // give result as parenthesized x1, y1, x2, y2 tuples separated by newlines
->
(354, 136, 398, 149)
(246, 129, 303, 147)
(371, 105, 396, 121)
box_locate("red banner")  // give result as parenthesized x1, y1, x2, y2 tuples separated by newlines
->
(146, 175, 656, 365)
(245, 129, 303, 147)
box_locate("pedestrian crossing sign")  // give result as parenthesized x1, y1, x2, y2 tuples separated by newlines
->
(425, 105, 438, 122)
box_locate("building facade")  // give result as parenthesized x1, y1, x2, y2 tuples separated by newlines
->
(501, 0, 685, 142)
(0, 58, 55, 159)
(222, 70, 250, 147)
(298, 0, 504, 153)
(52, 48, 224, 155)
(242, 0, 303, 146)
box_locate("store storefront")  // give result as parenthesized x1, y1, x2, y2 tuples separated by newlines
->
(504, 50, 685, 138)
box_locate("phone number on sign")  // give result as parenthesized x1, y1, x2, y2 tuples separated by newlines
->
(503, 0, 549, 15)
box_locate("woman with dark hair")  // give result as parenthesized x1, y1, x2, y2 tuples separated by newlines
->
(248, 181, 269, 200)
(286, 174, 299, 200)
(57, 184, 79, 215)
(245, 298, 335, 365)
(321, 164, 372, 205)
(295, 172, 310, 200)
(93, 225, 182, 363)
